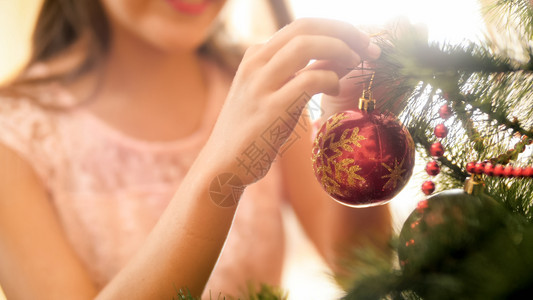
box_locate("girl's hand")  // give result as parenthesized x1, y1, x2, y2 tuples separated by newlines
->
(318, 65, 374, 126)
(202, 18, 380, 185)
(318, 18, 429, 125)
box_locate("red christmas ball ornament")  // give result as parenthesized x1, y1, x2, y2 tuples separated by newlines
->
(312, 110, 415, 207)
(438, 104, 452, 120)
(421, 180, 435, 195)
(430, 142, 445, 157)
(434, 124, 448, 138)
(425, 161, 440, 176)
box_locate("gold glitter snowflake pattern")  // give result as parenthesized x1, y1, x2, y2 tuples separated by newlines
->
(312, 114, 367, 196)
(381, 158, 406, 190)
(337, 158, 364, 185)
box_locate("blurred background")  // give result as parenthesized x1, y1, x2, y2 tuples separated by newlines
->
(0, 0, 485, 299)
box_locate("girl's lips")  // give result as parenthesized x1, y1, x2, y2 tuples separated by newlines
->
(166, 0, 211, 15)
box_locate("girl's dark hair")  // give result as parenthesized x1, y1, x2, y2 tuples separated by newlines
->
(24, 0, 293, 82)
(31, 0, 110, 70)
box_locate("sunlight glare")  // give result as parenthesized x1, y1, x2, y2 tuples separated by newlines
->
(290, 0, 485, 44)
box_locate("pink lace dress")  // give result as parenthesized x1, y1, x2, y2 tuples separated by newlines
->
(0, 61, 286, 297)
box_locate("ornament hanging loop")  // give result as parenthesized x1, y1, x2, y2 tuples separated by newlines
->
(359, 63, 376, 113)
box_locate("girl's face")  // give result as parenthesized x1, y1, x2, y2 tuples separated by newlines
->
(100, 0, 227, 52)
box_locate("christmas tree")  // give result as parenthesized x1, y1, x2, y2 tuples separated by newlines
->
(341, 0, 533, 299)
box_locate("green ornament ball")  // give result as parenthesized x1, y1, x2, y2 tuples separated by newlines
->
(398, 189, 506, 274)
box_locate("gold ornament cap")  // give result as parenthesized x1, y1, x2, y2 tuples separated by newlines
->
(463, 175, 485, 195)
(359, 90, 375, 112)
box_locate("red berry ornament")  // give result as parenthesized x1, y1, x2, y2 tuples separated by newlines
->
(425, 161, 440, 176)
(421, 180, 436, 195)
(466, 162, 476, 174)
(416, 199, 429, 213)
(484, 163, 495, 176)
(512, 167, 523, 178)
(439, 104, 452, 120)
(434, 124, 448, 138)
(523, 166, 533, 177)
(493, 164, 505, 177)
(474, 162, 485, 174)
(503, 165, 514, 177)
(430, 142, 445, 157)
(312, 110, 415, 207)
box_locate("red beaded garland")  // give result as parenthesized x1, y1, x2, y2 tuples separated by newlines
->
(422, 98, 452, 195)
(425, 161, 440, 176)
(422, 181, 436, 195)
(466, 161, 533, 179)
(462, 129, 532, 180)
(434, 124, 448, 138)
(430, 142, 445, 157)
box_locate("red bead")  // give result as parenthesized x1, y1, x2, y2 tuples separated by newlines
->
(417, 199, 429, 212)
(434, 124, 448, 138)
(421, 181, 435, 195)
(466, 162, 476, 174)
(439, 104, 452, 120)
(512, 167, 523, 178)
(430, 142, 444, 157)
(493, 164, 505, 177)
(484, 163, 495, 176)
(425, 161, 440, 176)
(410, 220, 420, 229)
(474, 162, 485, 174)
(503, 165, 514, 177)
(523, 166, 533, 177)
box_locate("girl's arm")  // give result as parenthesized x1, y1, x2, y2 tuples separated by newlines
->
(0, 144, 98, 299)
(0, 18, 379, 299)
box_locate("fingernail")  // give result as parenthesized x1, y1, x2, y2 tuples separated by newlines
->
(367, 42, 381, 60)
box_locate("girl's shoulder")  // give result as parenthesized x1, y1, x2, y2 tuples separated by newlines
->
(0, 79, 66, 189)
(0, 78, 66, 137)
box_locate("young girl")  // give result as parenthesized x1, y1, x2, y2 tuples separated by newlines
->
(0, 0, 390, 298)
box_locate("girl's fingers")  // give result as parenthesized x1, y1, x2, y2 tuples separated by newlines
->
(318, 66, 376, 122)
(297, 60, 354, 82)
(261, 35, 361, 89)
(336, 66, 372, 99)
(274, 69, 341, 106)
(257, 18, 379, 62)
